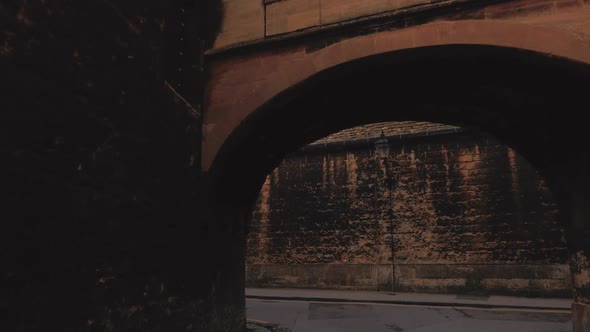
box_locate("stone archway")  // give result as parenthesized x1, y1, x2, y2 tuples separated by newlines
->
(203, 18, 590, 172)
(204, 19, 590, 332)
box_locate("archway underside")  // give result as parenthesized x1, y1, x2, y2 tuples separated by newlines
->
(203, 17, 590, 173)
(204, 22, 590, 332)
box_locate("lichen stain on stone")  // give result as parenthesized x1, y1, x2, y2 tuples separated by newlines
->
(258, 176, 272, 254)
(329, 158, 336, 187)
(457, 144, 481, 180)
(322, 156, 328, 190)
(406, 149, 415, 169)
(345, 152, 358, 197)
(440, 144, 453, 192)
(258, 175, 272, 218)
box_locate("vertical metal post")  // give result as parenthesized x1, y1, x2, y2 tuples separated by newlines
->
(389, 179, 395, 292)
(384, 159, 395, 292)
(374, 165, 381, 292)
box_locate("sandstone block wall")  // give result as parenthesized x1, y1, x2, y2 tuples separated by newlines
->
(246, 128, 571, 296)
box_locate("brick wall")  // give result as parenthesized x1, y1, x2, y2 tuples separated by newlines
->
(246, 124, 571, 296)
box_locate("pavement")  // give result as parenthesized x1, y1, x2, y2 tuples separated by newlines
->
(246, 298, 572, 332)
(246, 288, 572, 311)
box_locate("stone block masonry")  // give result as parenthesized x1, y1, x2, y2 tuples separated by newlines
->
(246, 123, 571, 297)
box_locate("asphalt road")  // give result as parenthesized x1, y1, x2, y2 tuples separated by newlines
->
(246, 299, 571, 332)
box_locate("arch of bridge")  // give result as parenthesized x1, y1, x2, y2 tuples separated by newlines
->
(203, 18, 590, 172)
(202, 15, 590, 332)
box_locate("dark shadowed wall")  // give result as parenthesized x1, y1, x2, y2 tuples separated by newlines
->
(246, 122, 571, 297)
(0, 0, 236, 330)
